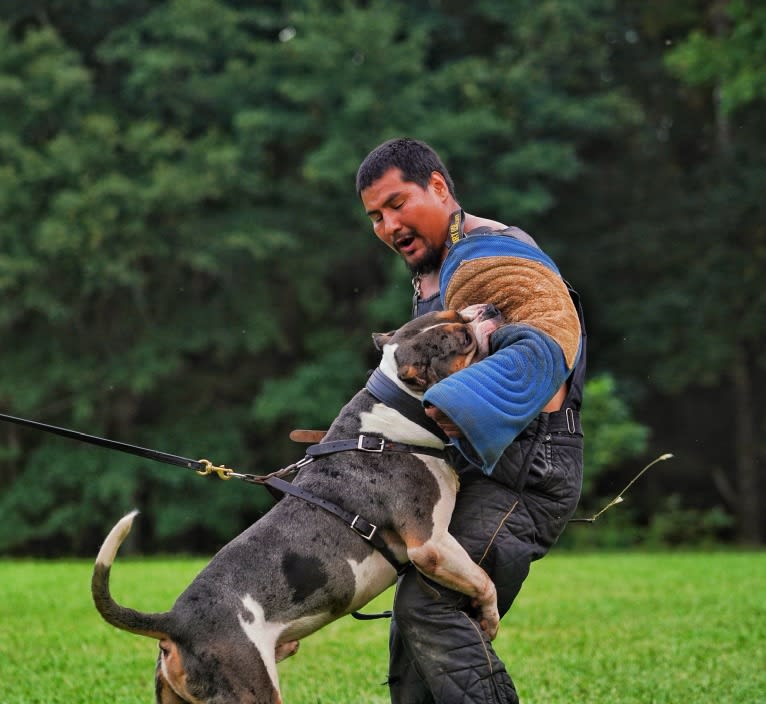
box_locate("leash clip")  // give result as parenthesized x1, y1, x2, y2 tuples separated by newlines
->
(357, 435, 385, 453)
(351, 515, 378, 541)
(196, 459, 233, 480)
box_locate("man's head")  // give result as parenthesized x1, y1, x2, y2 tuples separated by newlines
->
(356, 138, 456, 198)
(357, 138, 459, 277)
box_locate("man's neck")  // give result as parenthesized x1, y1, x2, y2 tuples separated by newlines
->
(414, 212, 508, 300)
(463, 211, 507, 233)
(416, 271, 441, 299)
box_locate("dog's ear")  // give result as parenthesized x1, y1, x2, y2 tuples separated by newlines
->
(372, 331, 396, 350)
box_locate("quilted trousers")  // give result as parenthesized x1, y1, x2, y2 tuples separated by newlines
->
(387, 410, 583, 704)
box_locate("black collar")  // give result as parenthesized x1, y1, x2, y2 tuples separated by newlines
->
(365, 368, 448, 443)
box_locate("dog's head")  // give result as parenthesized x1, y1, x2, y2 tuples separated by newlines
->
(373, 303, 504, 393)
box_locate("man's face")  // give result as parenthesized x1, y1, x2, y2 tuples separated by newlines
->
(361, 167, 451, 275)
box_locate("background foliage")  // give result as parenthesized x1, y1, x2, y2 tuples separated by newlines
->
(0, 0, 763, 555)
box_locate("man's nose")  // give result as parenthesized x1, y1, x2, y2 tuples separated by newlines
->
(380, 212, 402, 240)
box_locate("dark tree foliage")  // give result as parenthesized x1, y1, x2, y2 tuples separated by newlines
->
(0, 0, 762, 554)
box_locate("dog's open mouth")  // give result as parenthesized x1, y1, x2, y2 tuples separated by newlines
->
(459, 304, 504, 360)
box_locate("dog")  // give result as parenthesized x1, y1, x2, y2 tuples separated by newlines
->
(92, 303, 504, 704)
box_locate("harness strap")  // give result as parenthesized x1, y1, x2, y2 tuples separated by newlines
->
(365, 369, 448, 442)
(306, 434, 446, 460)
(264, 476, 408, 574)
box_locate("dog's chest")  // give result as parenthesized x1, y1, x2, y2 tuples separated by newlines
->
(327, 389, 443, 449)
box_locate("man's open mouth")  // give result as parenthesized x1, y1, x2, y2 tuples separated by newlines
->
(395, 234, 416, 252)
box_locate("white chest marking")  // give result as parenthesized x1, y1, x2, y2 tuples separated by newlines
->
(346, 553, 398, 610)
(360, 404, 444, 447)
(238, 595, 285, 697)
(415, 454, 460, 533)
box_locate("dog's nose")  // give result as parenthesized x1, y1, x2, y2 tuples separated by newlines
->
(479, 304, 501, 321)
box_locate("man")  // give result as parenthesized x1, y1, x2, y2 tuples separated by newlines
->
(356, 137, 586, 704)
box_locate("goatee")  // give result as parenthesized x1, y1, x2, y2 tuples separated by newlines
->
(405, 244, 443, 277)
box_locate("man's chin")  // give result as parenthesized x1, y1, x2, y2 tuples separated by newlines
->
(404, 248, 443, 277)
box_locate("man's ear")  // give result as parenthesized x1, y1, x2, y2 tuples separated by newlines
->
(372, 331, 396, 351)
(429, 171, 449, 199)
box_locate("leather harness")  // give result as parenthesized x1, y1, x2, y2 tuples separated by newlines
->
(265, 439, 446, 575)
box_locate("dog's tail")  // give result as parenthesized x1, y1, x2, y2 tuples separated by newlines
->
(91, 510, 173, 640)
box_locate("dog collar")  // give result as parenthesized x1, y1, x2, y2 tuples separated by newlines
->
(365, 369, 449, 442)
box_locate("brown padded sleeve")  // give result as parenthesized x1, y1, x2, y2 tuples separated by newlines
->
(444, 256, 581, 369)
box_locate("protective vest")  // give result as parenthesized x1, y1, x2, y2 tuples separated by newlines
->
(413, 222, 585, 408)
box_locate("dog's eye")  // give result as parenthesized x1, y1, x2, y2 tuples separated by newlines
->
(463, 330, 473, 347)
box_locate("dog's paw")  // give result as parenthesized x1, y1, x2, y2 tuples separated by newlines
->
(478, 604, 500, 641)
(275, 640, 300, 662)
(472, 589, 500, 641)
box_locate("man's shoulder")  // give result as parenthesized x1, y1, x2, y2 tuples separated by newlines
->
(464, 214, 508, 232)
(463, 213, 540, 250)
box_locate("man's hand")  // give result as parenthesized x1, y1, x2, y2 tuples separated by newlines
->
(424, 403, 463, 438)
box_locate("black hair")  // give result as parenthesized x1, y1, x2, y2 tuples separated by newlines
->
(355, 137, 456, 198)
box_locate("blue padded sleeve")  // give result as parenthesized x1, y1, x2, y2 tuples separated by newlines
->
(422, 323, 571, 474)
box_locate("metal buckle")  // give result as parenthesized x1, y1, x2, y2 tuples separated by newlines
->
(566, 407, 576, 434)
(351, 515, 378, 541)
(357, 435, 385, 452)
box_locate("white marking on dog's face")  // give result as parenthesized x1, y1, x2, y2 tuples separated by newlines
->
(378, 343, 419, 396)
(238, 595, 285, 699)
(360, 403, 445, 448)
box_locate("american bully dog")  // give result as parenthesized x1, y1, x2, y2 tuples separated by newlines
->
(92, 303, 504, 704)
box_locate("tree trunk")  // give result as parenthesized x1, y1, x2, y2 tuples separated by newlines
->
(710, 0, 761, 545)
(732, 347, 761, 544)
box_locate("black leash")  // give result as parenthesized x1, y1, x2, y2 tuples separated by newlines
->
(0, 411, 414, 572)
(0, 412, 230, 477)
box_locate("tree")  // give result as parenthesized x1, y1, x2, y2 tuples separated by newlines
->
(662, 0, 766, 544)
(0, 0, 651, 555)
(551, 0, 765, 544)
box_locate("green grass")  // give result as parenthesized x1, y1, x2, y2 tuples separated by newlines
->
(1, 551, 763, 703)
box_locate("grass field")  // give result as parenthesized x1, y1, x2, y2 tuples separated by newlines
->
(1, 551, 763, 703)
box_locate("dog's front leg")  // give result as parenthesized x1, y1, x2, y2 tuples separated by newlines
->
(408, 535, 500, 639)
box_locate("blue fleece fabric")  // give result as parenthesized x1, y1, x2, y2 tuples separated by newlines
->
(423, 324, 570, 474)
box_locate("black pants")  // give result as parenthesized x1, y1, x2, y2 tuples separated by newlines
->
(388, 410, 583, 704)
